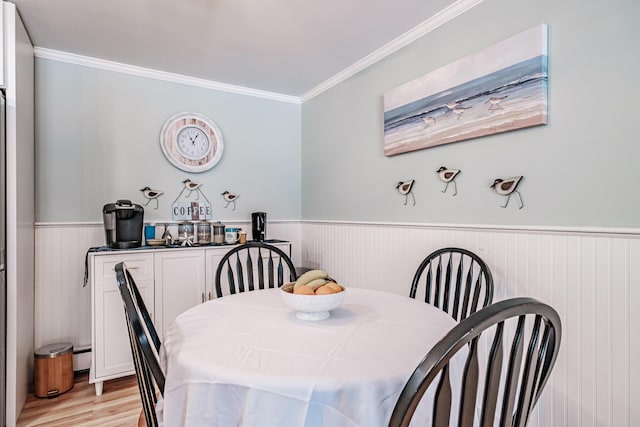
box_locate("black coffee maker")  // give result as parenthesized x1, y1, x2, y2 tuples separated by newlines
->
(103, 200, 144, 249)
(251, 212, 266, 241)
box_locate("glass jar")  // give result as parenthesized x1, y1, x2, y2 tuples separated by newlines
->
(197, 222, 211, 244)
(178, 222, 195, 244)
(212, 221, 225, 244)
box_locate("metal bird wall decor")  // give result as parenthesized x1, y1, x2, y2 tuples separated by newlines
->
(221, 191, 239, 211)
(140, 186, 163, 209)
(436, 167, 460, 196)
(175, 179, 210, 202)
(171, 178, 213, 221)
(490, 175, 524, 209)
(395, 179, 416, 206)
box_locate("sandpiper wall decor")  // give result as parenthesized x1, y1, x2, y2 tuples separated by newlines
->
(395, 179, 416, 206)
(221, 191, 239, 211)
(490, 176, 524, 209)
(436, 167, 460, 196)
(140, 186, 164, 209)
(383, 24, 548, 156)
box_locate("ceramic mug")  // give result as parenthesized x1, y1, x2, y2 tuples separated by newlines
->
(225, 227, 239, 244)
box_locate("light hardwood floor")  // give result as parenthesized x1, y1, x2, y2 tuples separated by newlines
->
(17, 372, 142, 426)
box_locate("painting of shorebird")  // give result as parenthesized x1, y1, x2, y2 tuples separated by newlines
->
(383, 24, 548, 156)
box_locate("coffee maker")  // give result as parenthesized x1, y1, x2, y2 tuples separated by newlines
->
(103, 200, 144, 249)
(251, 212, 266, 241)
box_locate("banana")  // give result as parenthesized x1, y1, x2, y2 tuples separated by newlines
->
(305, 278, 329, 291)
(293, 269, 329, 289)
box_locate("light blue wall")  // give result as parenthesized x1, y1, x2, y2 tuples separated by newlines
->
(34, 0, 640, 227)
(35, 58, 301, 223)
(301, 0, 640, 227)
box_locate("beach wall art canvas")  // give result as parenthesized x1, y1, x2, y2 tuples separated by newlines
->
(383, 24, 548, 156)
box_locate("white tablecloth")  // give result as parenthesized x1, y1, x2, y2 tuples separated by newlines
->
(160, 287, 458, 427)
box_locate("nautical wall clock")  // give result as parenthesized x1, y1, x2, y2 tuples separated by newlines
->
(160, 112, 224, 173)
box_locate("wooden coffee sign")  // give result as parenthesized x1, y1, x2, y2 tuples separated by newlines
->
(172, 201, 212, 221)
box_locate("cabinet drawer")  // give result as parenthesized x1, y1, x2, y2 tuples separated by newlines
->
(93, 253, 154, 285)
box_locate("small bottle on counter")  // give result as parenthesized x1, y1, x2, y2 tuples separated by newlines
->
(162, 224, 173, 245)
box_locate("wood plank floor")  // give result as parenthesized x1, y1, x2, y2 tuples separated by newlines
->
(17, 372, 142, 427)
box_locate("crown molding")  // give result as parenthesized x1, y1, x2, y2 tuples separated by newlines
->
(33, 47, 301, 104)
(34, 0, 483, 105)
(299, 0, 485, 103)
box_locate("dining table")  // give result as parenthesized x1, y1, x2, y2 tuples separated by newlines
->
(159, 287, 460, 426)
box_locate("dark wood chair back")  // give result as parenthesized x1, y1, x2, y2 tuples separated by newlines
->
(389, 297, 562, 427)
(411, 247, 494, 321)
(115, 262, 165, 427)
(215, 242, 297, 298)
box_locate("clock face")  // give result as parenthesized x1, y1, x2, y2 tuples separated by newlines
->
(160, 113, 224, 173)
(176, 126, 210, 160)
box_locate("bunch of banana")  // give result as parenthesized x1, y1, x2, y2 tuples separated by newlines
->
(291, 269, 344, 295)
(293, 269, 331, 291)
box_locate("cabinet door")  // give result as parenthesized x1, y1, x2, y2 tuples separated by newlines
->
(92, 254, 154, 380)
(205, 248, 226, 299)
(154, 250, 205, 336)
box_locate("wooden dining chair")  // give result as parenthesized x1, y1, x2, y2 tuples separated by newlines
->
(115, 262, 165, 427)
(389, 297, 562, 427)
(410, 247, 494, 321)
(215, 242, 298, 298)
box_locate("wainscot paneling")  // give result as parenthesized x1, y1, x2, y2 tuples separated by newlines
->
(34, 224, 102, 362)
(300, 221, 640, 427)
(35, 219, 639, 426)
(34, 221, 301, 371)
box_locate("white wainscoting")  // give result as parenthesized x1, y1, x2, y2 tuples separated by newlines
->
(34, 220, 640, 426)
(34, 224, 103, 360)
(34, 221, 302, 371)
(300, 221, 640, 427)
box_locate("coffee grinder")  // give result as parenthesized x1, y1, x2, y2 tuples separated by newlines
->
(251, 212, 266, 241)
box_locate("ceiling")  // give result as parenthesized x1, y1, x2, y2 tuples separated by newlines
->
(11, 0, 462, 98)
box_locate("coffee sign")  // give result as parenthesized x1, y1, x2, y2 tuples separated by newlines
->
(172, 201, 212, 221)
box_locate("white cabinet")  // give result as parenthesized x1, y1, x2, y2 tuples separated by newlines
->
(90, 252, 154, 396)
(89, 242, 292, 395)
(154, 250, 205, 336)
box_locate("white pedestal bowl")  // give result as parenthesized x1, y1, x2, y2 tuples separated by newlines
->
(280, 283, 346, 321)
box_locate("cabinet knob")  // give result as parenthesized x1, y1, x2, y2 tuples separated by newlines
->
(208, 292, 212, 300)
(201, 292, 205, 303)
